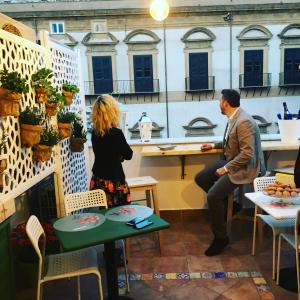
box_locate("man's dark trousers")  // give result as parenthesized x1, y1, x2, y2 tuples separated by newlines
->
(195, 160, 238, 239)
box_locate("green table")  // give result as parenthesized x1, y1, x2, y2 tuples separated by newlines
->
(53, 209, 169, 300)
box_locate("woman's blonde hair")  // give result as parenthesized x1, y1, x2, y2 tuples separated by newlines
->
(92, 94, 120, 136)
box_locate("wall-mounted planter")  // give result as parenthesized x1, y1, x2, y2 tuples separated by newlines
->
(58, 122, 72, 139)
(70, 137, 86, 153)
(32, 144, 52, 162)
(0, 87, 22, 117)
(35, 87, 48, 103)
(62, 90, 74, 106)
(45, 101, 58, 116)
(20, 123, 42, 148)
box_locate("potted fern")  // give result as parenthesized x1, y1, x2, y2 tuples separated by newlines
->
(70, 115, 87, 152)
(0, 130, 8, 189)
(45, 87, 65, 116)
(19, 107, 44, 147)
(57, 110, 75, 139)
(62, 83, 79, 106)
(31, 68, 53, 103)
(32, 126, 59, 162)
(0, 69, 29, 117)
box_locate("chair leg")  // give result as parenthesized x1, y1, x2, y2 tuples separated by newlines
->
(122, 240, 130, 293)
(252, 206, 258, 256)
(77, 276, 81, 300)
(295, 245, 300, 300)
(37, 281, 42, 300)
(95, 271, 104, 300)
(276, 235, 282, 285)
(272, 230, 276, 280)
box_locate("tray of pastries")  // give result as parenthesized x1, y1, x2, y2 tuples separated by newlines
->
(263, 181, 300, 198)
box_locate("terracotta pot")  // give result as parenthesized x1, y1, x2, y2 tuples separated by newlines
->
(35, 87, 48, 103)
(45, 101, 58, 116)
(70, 137, 86, 152)
(58, 122, 72, 139)
(62, 90, 74, 106)
(20, 123, 42, 148)
(0, 87, 22, 117)
(32, 144, 52, 162)
(0, 155, 8, 174)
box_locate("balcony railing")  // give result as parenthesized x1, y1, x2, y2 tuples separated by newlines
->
(185, 76, 215, 92)
(84, 79, 160, 95)
(239, 73, 271, 88)
(279, 72, 300, 87)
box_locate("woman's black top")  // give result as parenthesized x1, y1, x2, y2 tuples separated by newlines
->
(92, 127, 133, 183)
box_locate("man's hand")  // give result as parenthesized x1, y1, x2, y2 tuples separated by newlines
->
(200, 143, 213, 151)
(215, 167, 227, 176)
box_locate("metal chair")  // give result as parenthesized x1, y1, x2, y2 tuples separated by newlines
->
(26, 215, 103, 300)
(276, 208, 299, 300)
(64, 189, 130, 292)
(252, 176, 294, 280)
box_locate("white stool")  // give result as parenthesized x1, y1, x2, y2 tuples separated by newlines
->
(127, 176, 160, 216)
(127, 176, 161, 253)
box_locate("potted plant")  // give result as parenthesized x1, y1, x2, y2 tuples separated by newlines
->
(70, 115, 87, 152)
(19, 107, 44, 147)
(62, 83, 79, 106)
(31, 68, 53, 103)
(57, 110, 75, 139)
(0, 130, 8, 189)
(45, 87, 65, 117)
(32, 126, 59, 162)
(0, 69, 29, 117)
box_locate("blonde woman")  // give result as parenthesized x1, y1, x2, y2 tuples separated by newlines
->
(90, 94, 133, 207)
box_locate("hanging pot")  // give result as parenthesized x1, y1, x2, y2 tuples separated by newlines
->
(45, 101, 58, 116)
(32, 144, 52, 162)
(58, 122, 72, 139)
(0, 87, 22, 117)
(35, 87, 48, 103)
(70, 137, 86, 153)
(20, 123, 43, 148)
(62, 90, 74, 106)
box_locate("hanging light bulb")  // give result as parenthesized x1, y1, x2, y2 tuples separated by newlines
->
(150, 0, 169, 22)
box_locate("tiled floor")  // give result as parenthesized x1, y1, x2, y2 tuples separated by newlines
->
(17, 210, 298, 300)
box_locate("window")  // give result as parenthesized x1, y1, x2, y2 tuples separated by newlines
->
(283, 48, 300, 85)
(188, 52, 209, 90)
(133, 55, 154, 93)
(92, 56, 113, 94)
(243, 50, 263, 87)
(50, 22, 65, 34)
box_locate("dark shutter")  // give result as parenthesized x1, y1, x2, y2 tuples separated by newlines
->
(284, 48, 300, 85)
(133, 55, 154, 92)
(92, 56, 113, 94)
(189, 53, 208, 90)
(244, 50, 263, 87)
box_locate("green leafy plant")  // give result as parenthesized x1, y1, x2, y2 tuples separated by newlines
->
(57, 111, 75, 123)
(71, 115, 87, 140)
(19, 107, 44, 125)
(31, 68, 53, 90)
(62, 83, 80, 94)
(0, 130, 7, 154)
(47, 87, 65, 105)
(0, 69, 29, 94)
(39, 126, 59, 147)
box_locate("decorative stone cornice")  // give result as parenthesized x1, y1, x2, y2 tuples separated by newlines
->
(181, 27, 216, 43)
(278, 23, 300, 39)
(50, 33, 78, 47)
(124, 29, 161, 45)
(237, 25, 272, 41)
(82, 32, 118, 46)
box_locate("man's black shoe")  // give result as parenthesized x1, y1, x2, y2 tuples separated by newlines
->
(205, 237, 229, 256)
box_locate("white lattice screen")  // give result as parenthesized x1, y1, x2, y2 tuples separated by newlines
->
(0, 29, 89, 218)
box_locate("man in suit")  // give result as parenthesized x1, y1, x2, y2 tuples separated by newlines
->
(195, 89, 265, 256)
